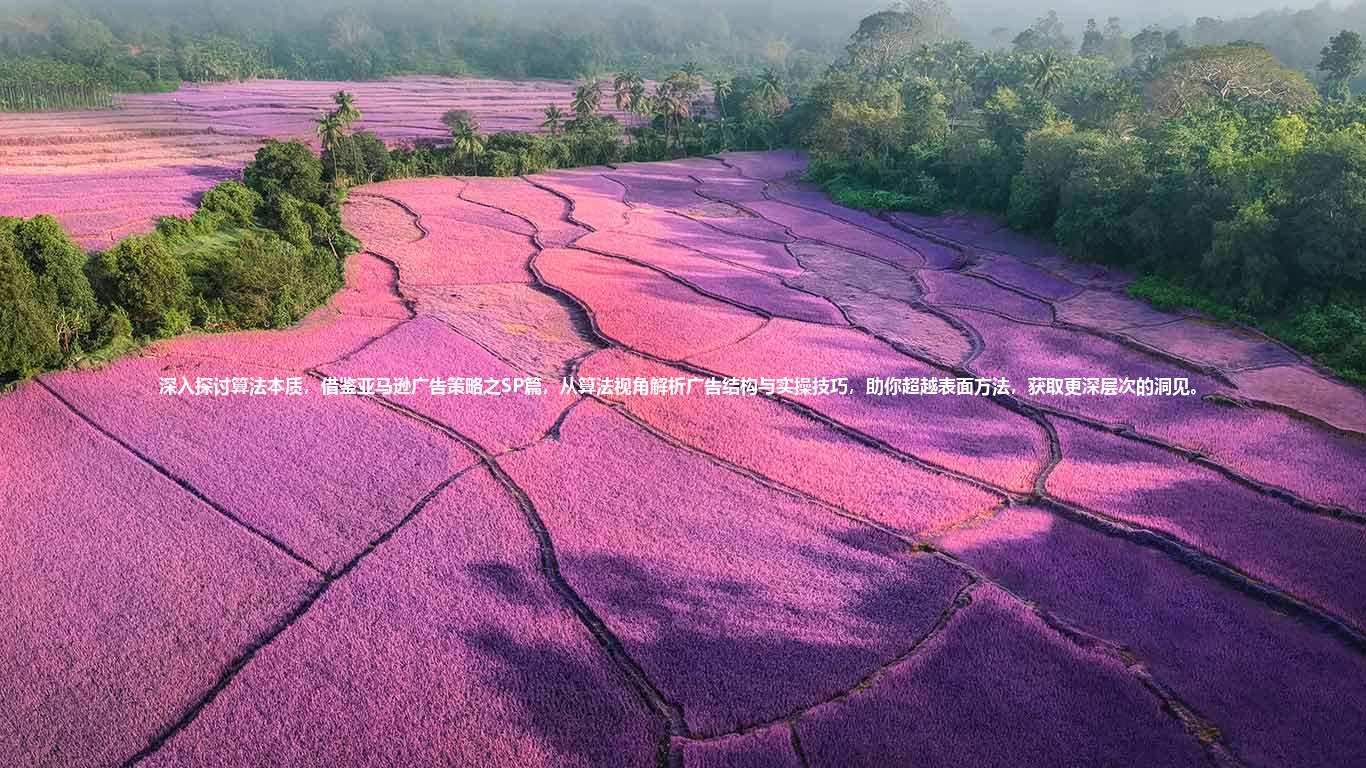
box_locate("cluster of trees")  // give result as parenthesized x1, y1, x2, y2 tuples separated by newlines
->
(0, 140, 355, 383)
(798, 7, 1366, 380)
(313, 68, 786, 187)
(1178, 2, 1366, 93)
(0, 0, 856, 101)
(1, 68, 771, 382)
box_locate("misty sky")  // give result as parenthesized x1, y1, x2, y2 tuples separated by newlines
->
(950, 0, 1331, 35)
(0, 0, 1347, 44)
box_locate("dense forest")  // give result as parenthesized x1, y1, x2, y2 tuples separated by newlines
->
(0, 0, 878, 102)
(795, 4, 1366, 381)
(0, 2, 1355, 96)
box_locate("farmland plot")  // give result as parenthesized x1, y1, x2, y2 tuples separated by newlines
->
(5, 150, 1364, 768)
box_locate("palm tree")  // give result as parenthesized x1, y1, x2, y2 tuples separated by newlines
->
(651, 82, 689, 147)
(757, 68, 783, 103)
(315, 111, 346, 182)
(1031, 50, 1068, 98)
(542, 104, 565, 136)
(332, 90, 361, 127)
(571, 79, 603, 121)
(628, 82, 648, 115)
(913, 45, 936, 78)
(681, 61, 703, 79)
(447, 117, 484, 172)
(712, 77, 732, 119)
(613, 71, 642, 110)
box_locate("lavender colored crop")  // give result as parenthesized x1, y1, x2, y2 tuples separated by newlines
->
(41, 354, 478, 572)
(607, 170, 710, 209)
(692, 318, 1050, 492)
(796, 584, 1209, 768)
(935, 505, 1366, 768)
(919, 270, 1053, 322)
(342, 194, 426, 254)
(969, 255, 1084, 301)
(768, 184, 958, 267)
(1056, 289, 1186, 330)
(500, 400, 970, 735)
(329, 252, 410, 320)
(0, 384, 317, 767)
(403, 283, 597, 379)
(1124, 318, 1298, 369)
(167, 311, 403, 371)
(960, 308, 1366, 510)
(579, 349, 1001, 534)
(1229, 364, 1366, 434)
(0, 77, 633, 242)
(621, 208, 800, 273)
(714, 150, 808, 181)
(1047, 418, 1366, 627)
(5, 152, 1363, 768)
(745, 199, 924, 269)
(677, 728, 802, 768)
(536, 247, 767, 361)
(529, 169, 632, 231)
(576, 230, 845, 324)
(323, 317, 580, 452)
(461, 177, 588, 247)
(142, 468, 664, 768)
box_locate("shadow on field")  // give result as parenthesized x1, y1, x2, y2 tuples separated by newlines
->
(464, 519, 966, 737)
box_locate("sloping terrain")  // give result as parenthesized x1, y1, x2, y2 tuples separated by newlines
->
(2, 151, 1364, 767)
(0, 77, 636, 248)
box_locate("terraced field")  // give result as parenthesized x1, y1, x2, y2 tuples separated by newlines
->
(4, 151, 1365, 767)
(0, 77, 637, 249)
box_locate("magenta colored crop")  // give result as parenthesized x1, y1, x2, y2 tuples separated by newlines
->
(796, 585, 1210, 768)
(499, 400, 971, 734)
(0, 384, 317, 767)
(142, 468, 664, 767)
(935, 505, 1366, 768)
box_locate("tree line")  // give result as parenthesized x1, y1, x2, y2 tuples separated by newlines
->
(0, 0, 850, 104)
(0, 72, 763, 384)
(1, 139, 356, 383)
(793, 6, 1366, 382)
(312, 67, 786, 186)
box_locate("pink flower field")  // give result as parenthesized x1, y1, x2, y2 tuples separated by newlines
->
(3, 148, 1365, 767)
(0, 77, 637, 249)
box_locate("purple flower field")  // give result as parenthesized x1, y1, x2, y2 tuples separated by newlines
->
(0, 77, 637, 248)
(3, 147, 1365, 767)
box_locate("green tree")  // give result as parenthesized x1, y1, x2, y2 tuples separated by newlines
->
(198, 181, 262, 227)
(712, 77, 733, 119)
(0, 230, 60, 379)
(244, 140, 325, 204)
(847, 9, 919, 77)
(13, 214, 97, 353)
(332, 90, 361, 126)
(1146, 44, 1319, 119)
(315, 111, 347, 182)
(571, 80, 603, 121)
(1281, 127, 1366, 297)
(1318, 30, 1365, 100)
(1204, 198, 1284, 311)
(330, 131, 390, 184)
(92, 234, 191, 337)
(447, 115, 485, 171)
(1031, 50, 1069, 98)
(542, 104, 565, 136)
(613, 72, 642, 110)
(1079, 19, 1105, 59)
(1013, 11, 1072, 55)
